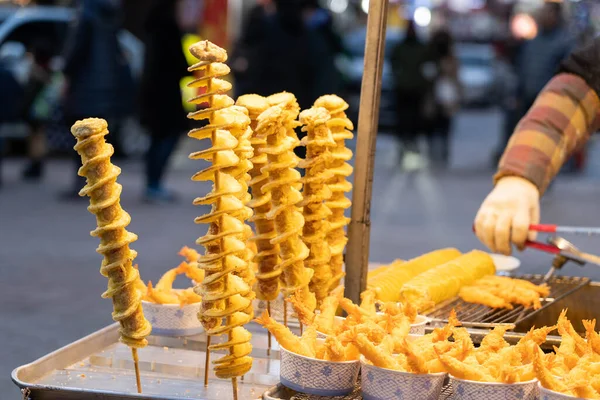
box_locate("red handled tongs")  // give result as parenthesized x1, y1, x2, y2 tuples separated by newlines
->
(529, 224, 600, 236)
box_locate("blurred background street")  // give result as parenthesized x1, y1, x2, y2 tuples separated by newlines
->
(1, 0, 600, 397)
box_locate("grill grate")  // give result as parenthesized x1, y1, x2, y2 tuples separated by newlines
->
(424, 274, 590, 326)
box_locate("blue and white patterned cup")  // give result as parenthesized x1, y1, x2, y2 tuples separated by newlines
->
(450, 376, 539, 400)
(360, 357, 446, 400)
(279, 343, 360, 396)
(142, 301, 204, 337)
(538, 383, 581, 400)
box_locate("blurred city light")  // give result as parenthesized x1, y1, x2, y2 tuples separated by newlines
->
(511, 13, 538, 39)
(361, 0, 369, 14)
(328, 0, 349, 14)
(414, 6, 432, 27)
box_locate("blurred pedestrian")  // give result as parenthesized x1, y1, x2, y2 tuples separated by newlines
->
(61, 0, 135, 199)
(231, 0, 312, 109)
(139, 0, 188, 203)
(390, 20, 432, 170)
(429, 29, 460, 168)
(515, 2, 573, 121)
(19, 39, 54, 180)
(301, 0, 345, 100)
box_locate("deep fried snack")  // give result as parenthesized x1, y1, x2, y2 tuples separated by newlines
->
(256, 100, 316, 312)
(186, 40, 254, 379)
(237, 94, 281, 301)
(458, 286, 513, 309)
(399, 250, 495, 310)
(369, 248, 462, 302)
(72, 118, 151, 348)
(313, 95, 354, 290)
(299, 107, 336, 303)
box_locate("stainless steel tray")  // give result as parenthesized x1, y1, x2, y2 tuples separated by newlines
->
(13, 321, 288, 400)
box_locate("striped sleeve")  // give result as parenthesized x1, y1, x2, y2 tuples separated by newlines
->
(494, 73, 600, 194)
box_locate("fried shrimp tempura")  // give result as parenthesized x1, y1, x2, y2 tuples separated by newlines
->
(254, 310, 312, 357)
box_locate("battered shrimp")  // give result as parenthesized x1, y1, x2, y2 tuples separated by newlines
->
(254, 311, 312, 357)
(177, 287, 202, 306)
(533, 344, 573, 395)
(478, 325, 510, 354)
(146, 281, 180, 304)
(178, 246, 200, 262)
(402, 338, 428, 374)
(286, 294, 316, 326)
(352, 333, 400, 370)
(337, 321, 387, 345)
(583, 319, 600, 355)
(299, 324, 317, 358)
(359, 288, 379, 315)
(324, 336, 346, 362)
(437, 352, 495, 382)
(314, 286, 343, 334)
(180, 261, 205, 284)
(558, 309, 589, 357)
(155, 263, 187, 292)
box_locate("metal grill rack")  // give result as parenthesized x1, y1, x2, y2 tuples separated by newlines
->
(425, 275, 590, 328)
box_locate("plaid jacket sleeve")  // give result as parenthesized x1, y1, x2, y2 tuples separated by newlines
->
(494, 73, 600, 194)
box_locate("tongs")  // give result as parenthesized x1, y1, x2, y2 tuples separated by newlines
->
(529, 224, 600, 236)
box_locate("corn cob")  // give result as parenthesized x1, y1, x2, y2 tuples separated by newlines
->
(399, 250, 495, 311)
(236, 94, 281, 301)
(366, 260, 404, 283)
(298, 107, 336, 303)
(368, 248, 462, 302)
(256, 99, 316, 312)
(313, 95, 354, 290)
(186, 40, 253, 379)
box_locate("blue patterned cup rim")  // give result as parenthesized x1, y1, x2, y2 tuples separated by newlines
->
(360, 356, 446, 377)
(450, 375, 538, 386)
(280, 342, 360, 365)
(538, 382, 580, 398)
(141, 300, 201, 310)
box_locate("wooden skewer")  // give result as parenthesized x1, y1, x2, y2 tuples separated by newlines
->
(345, 0, 389, 304)
(299, 321, 303, 335)
(204, 336, 211, 386)
(283, 298, 288, 327)
(131, 348, 142, 394)
(232, 377, 239, 400)
(266, 301, 272, 356)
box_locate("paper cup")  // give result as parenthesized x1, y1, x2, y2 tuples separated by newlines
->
(450, 376, 538, 400)
(142, 300, 204, 337)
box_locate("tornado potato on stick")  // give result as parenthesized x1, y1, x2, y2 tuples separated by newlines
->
(71, 118, 151, 393)
(313, 95, 354, 290)
(256, 99, 317, 313)
(298, 106, 336, 304)
(186, 40, 254, 381)
(236, 94, 281, 301)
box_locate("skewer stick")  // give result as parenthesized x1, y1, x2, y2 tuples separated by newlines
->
(131, 348, 142, 394)
(345, 0, 389, 304)
(267, 301, 272, 355)
(299, 321, 303, 335)
(204, 335, 211, 386)
(283, 298, 288, 327)
(232, 377, 239, 400)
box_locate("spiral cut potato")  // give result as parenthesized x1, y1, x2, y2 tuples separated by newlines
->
(256, 100, 316, 312)
(368, 248, 461, 302)
(399, 250, 496, 311)
(313, 95, 354, 290)
(186, 40, 253, 378)
(298, 107, 336, 303)
(237, 94, 281, 301)
(72, 118, 151, 348)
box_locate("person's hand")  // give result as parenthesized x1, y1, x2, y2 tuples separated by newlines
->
(474, 176, 540, 255)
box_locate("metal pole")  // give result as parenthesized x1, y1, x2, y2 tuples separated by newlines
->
(345, 0, 389, 304)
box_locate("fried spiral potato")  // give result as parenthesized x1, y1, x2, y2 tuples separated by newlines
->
(299, 107, 336, 303)
(237, 94, 281, 301)
(313, 95, 354, 290)
(256, 99, 316, 312)
(186, 40, 253, 379)
(399, 250, 495, 310)
(72, 118, 151, 348)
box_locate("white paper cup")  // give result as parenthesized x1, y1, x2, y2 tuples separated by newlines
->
(142, 300, 204, 337)
(538, 382, 582, 400)
(360, 357, 446, 400)
(279, 342, 360, 396)
(450, 376, 538, 400)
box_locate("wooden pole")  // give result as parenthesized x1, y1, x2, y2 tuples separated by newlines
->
(345, 0, 389, 304)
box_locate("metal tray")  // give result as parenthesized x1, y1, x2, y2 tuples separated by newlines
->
(13, 321, 287, 400)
